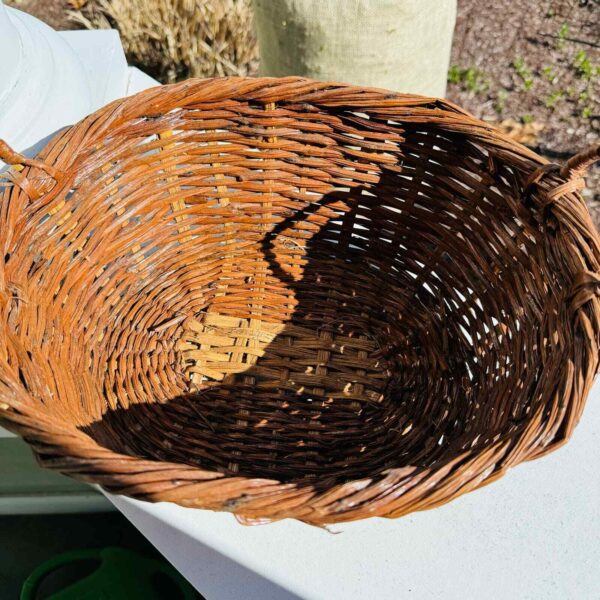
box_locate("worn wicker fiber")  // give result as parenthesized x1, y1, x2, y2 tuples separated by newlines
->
(1, 78, 599, 525)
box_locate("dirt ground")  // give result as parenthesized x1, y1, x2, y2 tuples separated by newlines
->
(450, 0, 598, 152)
(448, 0, 599, 215)
(5, 0, 78, 30)
(6, 0, 600, 217)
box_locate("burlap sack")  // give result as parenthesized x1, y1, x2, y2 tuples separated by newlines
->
(253, 0, 457, 97)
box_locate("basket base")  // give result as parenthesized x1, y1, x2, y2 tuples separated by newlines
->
(77, 197, 469, 486)
(83, 306, 408, 483)
(83, 243, 440, 483)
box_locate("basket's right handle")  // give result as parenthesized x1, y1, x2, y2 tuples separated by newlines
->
(525, 143, 599, 206)
(561, 143, 600, 181)
(0, 139, 61, 200)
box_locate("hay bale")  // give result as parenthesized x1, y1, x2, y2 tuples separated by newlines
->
(73, 0, 258, 82)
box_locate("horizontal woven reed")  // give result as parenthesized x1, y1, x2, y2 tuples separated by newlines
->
(1, 77, 599, 525)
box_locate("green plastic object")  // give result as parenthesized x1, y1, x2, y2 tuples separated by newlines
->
(20, 546, 197, 600)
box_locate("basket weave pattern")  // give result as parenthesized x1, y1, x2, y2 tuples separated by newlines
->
(0, 78, 599, 524)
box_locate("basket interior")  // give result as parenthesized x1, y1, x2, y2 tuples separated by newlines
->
(6, 100, 554, 487)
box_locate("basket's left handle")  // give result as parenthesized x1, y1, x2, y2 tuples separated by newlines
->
(0, 139, 61, 313)
(0, 139, 61, 199)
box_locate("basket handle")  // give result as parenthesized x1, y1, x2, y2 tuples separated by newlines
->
(561, 143, 600, 180)
(524, 143, 599, 205)
(0, 139, 60, 199)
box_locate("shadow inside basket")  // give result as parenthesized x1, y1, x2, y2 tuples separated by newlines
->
(77, 172, 531, 488)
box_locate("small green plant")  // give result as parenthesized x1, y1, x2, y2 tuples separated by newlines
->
(447, 65, 489, 94)
(573, 49, 598, 81)
(447, 64, 462, 85)
(521, 114, 534, 125)
(512, 57, 534, 91)
(557, 23, 570, 49)
(464, 68, 487, 93)
(545, 90, 564, 109)
(493, 89, 509, 114)
(581, 105, 593, 119)
(568, 50, 600, 119)
(542, 66, 557, 84)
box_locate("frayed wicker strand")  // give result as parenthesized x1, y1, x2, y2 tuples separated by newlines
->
(0, 78, 598, 525)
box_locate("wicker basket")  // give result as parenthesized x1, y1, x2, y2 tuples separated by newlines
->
(1, 78, 599, 525)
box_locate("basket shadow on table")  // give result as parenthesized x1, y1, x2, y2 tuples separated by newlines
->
(80, 173, 486, 494)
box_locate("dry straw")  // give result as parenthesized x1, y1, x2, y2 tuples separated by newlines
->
(0, 78, 599, 525)
(71, 0, 258, 82)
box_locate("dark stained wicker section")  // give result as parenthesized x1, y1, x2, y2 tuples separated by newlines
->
(0, 78, 599, 524)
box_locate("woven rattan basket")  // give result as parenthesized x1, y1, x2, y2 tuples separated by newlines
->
(1, 78, 599, 525)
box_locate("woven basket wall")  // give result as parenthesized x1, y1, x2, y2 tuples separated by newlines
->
(0, 78, 599, 525)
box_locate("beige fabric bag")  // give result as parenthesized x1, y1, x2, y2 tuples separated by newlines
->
(253, 0, 456, 97)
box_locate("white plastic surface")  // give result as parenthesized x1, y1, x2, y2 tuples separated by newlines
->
(107, 379, 600, 600)
(0, 4, 91, 153)
(0, 2, 21, 96)
(60, 29, 129, 114)
(0, 7, 159, 159)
